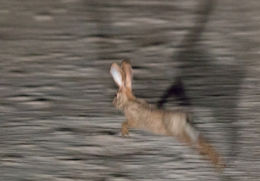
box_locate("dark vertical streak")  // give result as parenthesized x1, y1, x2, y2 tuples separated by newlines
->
(157, 0, 245, 167)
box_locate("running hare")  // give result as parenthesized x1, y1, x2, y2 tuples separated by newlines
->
(110, 60, 225, 170)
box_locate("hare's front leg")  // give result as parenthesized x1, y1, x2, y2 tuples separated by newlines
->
(121, 121, 129, 136)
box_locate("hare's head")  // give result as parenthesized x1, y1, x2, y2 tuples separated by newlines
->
(110, 60, 135, 110)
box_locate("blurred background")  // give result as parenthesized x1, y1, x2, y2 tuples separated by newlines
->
(0, 0, 260, 180)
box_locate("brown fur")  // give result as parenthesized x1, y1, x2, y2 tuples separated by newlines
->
(197, 135, 226, 171)
(110, 60, 226, 171)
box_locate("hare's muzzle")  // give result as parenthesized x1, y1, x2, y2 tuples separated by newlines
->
(112, 96, 117, 106)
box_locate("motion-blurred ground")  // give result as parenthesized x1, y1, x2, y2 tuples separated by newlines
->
(0, 0, 260, 180)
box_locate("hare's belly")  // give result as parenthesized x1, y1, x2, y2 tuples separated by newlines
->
(163, 112, 188, 136)
(125, 105, 168, 135)
(141, 111, 168, 135)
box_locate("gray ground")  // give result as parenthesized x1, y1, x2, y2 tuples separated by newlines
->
(0, 0, 260, 180)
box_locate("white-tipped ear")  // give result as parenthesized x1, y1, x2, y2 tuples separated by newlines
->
(110, 63, 123, 87)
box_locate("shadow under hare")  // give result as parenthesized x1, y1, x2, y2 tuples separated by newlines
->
(110, 60, 225, 171)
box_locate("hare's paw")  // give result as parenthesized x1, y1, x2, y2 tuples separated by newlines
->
(121, 121, 129, 137)
(121, 126, 129, 137)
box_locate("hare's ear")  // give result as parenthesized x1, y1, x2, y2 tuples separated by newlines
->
(110, 63, 124, 88)
(121, 60, 132, 90)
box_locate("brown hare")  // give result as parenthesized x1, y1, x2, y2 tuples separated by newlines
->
(110, 60, 225, 171)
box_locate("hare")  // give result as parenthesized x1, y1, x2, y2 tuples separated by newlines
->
(110, 60, 225, 170)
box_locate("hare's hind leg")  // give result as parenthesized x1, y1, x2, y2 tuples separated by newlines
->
(121, 121, 129, 136)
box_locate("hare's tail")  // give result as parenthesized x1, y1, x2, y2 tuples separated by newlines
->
(181, 124, 225, 170)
